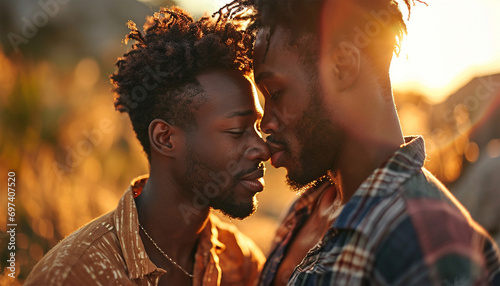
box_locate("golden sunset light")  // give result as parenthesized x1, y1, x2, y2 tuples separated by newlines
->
(390, 0, 500, 102)
(2, 1, 500, 284)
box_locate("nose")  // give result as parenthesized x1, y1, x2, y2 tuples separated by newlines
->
(245, 132, 271, 162)
(260, 104, 279, 135)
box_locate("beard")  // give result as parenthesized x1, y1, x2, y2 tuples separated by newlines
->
(183, 148, 257, 219)
(285, 81, 345, 192)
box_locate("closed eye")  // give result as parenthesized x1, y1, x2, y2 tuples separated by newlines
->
(270, 90, 281, 101)
(226, 129, 245, 137)
(257, 79, 283, 102)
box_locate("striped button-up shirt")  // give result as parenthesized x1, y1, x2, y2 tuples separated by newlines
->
(260, 136, 500, 285)
(25, 176, 264, 286)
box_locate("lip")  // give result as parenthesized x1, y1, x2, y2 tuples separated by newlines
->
(240, 178, 264, 193)
(270, 150, 285, 168)
(266, 140, 285, 168)
(240, 169, 265, 193)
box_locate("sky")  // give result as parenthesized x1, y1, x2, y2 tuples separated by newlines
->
(172, 0, 500, 103)
(390, 0, 500, 102)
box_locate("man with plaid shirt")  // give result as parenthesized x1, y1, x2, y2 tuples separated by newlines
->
(223, 0, 500, 284)
(259, 136, 500, 285)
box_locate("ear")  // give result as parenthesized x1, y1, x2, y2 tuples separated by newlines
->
(327, 41, 360, 91)
(148, 119, 179, 159)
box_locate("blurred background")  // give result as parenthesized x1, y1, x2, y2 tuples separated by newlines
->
(0, 0, 499, 284)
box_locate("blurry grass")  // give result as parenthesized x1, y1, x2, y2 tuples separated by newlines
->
(0, 50, 149, 282)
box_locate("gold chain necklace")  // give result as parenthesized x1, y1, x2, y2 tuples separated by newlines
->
(139, 223, 194, 278)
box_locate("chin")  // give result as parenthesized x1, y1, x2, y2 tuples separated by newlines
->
(286, 167, 315, 186)
(215, 202, 257, 220)
(286, 170, 329, 193)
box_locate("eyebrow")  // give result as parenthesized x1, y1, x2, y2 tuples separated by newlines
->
(255, 71, 275, 84)
(226, 110, 255, 118)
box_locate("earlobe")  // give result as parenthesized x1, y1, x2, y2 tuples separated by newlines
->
(149, 119, 175, 157)
(331, 42, 360, 91)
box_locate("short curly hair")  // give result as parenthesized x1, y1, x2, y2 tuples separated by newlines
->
(110, 7, 254, 160)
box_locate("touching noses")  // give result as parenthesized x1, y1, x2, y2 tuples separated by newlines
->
(245, 131, 271, 162)
(259, 104, 280, 135)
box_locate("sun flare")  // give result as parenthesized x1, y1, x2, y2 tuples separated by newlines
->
(390, 0, 500, 103)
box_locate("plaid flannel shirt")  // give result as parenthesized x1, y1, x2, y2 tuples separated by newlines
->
(260, 136, 500, 285)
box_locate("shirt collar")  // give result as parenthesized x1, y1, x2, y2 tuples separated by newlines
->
(193, 215, 226, 286)
(269, 180, 334, 250)
(196, 214, 226, 257)
(114, 176, 228, 283)
(206, 215, 226, 254)
(333, 135, 426, 231)
(113, 176, 166, 281)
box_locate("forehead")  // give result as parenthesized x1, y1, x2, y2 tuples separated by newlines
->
(254, 26, 309, 84)
(254, 25, 292, 65)
(195, 70, 261, 121)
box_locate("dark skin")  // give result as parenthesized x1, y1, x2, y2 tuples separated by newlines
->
(255, 25, 404, 285)
(135, 69, 270, 285)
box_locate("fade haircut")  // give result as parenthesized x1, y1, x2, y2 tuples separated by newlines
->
(110, 7, 254, 160)
(218, 0, 426, 72)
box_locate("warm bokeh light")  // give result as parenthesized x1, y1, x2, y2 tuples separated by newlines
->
(139, 0, 232, 17)
(74, 58, 100, 89)
(390, 0, 500, 103)
(465, 142, 480, 163)
(1, 1, 499, 284)
(487, 139, 500, 158)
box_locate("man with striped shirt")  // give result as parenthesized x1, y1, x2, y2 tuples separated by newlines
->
(25, 7, 269, 285)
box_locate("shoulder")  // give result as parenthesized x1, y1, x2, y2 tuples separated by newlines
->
(371, 169, 499, 284)
(380, 168, 495, 254)
(337, 167, 482, 243)
(399, 168, 484, 238)
(24, 211, 126, 286)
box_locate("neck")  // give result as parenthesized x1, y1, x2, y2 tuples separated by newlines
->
(332, 87, 404, 204)
(331, 138, 401, 204)
(135, 168, 210, 266)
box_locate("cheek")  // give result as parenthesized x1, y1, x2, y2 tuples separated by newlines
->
(275, 101, 304, 141)
(196, 136, 243, 169)
(275, 90, 310, 131)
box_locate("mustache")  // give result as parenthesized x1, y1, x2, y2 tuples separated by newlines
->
(234, 162, 266, 179)
(266, 135, 286, 146)
(266, 135, 290, 154)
